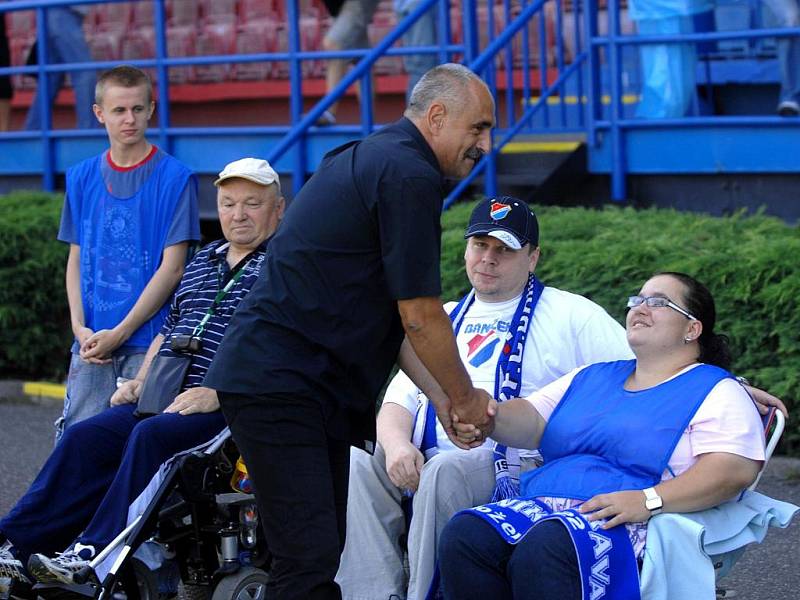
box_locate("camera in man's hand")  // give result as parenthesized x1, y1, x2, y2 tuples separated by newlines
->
(170, 334, 203, 353)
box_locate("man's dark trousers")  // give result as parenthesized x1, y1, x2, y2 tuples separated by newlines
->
(219, 392, 351, 600)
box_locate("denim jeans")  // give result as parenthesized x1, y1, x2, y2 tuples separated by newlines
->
(396, 0, 439, 102)
(24, 6, 97, 130)
(762, 0, 800, 104)
(56, 351, 145, 442)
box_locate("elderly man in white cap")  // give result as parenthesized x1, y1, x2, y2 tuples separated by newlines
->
(0, 158, 284, 591)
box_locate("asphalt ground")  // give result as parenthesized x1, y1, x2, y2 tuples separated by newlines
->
(0, 399, 798, 599)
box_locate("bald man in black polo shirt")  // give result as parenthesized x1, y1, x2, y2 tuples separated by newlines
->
(204, 63, 496, 599)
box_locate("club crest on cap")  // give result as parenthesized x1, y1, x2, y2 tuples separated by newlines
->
(489, 202, 512, 220)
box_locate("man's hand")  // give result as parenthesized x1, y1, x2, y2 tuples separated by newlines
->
(452, 398, 497, 447)
(73, 325, 94, 348)
(451, 388, 495, 438)
(580, 490, 651, 529)
(384, 440, 425, 492)
(111, 379, 143, 406)
(74, 326, 111, 364)
(163, 387, 220, 415)
(745, 384, 789, 418)
(81, 326, 128, 361)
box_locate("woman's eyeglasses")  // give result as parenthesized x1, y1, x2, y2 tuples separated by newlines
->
(627, 296, 697, 321)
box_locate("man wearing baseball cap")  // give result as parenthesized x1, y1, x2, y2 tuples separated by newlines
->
(0, 158, 283, 590)
(337, 196, 634, 600)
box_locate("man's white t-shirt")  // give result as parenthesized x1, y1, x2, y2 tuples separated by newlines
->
(384, 286, 634, 452)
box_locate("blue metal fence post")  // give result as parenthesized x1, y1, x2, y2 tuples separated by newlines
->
(463, 0, 479, 63)
(153, 0, 171, 153)
(502, 0, 515, 129)
(574, 0, 585, 128)
(287, 0, 307, 196)
(583, 0, 600, 146)
(361, 72, 374, 136)
(537, 4, 550, 128)
(35, 5, 54, 191)
(608, 0, 626, 200)
(438, 0, 450, 63)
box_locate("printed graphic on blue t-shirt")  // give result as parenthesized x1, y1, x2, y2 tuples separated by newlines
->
(93, 202, 145, 302)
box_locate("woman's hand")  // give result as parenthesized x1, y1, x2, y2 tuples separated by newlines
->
(580, 490, 651, 529)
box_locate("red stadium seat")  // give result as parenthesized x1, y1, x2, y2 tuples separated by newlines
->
(166, 25, 196, 83)
(239, 0, 278, 22)
(168, 0, 200, 27)
(194, 18, 235, 82)
(233, 19, 277, 81)
(88, 29, 125, 62)
(201, 0, 237, 21)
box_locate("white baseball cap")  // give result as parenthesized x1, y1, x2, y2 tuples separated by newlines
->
(214, 158, 280, 188)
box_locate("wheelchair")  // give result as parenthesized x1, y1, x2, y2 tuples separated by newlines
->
(31, 429, 270, 600)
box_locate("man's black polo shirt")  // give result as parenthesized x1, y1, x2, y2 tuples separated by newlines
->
(204, 118, 445, 448)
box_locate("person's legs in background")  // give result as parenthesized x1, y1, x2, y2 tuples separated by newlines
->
(635, 15, 697, 118)
(762, 0, 800, 115)
(396, 0, 439, 103)
(320, 0, 381, 124)
(24, 6, 95, 130)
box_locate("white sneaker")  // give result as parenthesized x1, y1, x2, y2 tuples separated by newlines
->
(777, 100, 799, 116)
(27, 543, 95, 585)
(0, 540, 31, 585)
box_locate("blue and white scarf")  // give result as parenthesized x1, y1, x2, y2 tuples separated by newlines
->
(460, 498, 641, 600)
(414, 274, 544, 502)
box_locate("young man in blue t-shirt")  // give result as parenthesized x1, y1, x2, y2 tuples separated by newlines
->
(56, 65, 199, 440)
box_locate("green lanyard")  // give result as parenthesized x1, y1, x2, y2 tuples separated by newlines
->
(190, 261, 248, 338)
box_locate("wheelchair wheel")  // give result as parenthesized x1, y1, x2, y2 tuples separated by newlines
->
(210, 567, 269, 600)
(112, 558, 159, 600)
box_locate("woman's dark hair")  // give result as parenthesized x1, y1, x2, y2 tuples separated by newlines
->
(656, 272, 732, 370)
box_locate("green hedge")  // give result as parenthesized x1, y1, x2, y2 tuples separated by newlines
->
(442, 203, 800, 454)
(0, 192, 71, 381)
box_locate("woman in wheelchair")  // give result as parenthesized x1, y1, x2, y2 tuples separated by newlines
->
(439, 272, 766, 600)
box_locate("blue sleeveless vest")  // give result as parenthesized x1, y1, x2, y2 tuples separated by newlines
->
(521, 360, 732, 500)
(66, 152, 192, 351)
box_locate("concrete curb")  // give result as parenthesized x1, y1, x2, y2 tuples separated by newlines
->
(0, 380, 64, 405)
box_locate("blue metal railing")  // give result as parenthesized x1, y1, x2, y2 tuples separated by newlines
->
(0, 0, 468, 195)
(2, 0, 799, 204)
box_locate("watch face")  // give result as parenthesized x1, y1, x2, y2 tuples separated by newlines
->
(645, 496, 663, 511)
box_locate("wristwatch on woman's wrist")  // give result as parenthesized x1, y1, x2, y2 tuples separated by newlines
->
(643, 487, 663, 516)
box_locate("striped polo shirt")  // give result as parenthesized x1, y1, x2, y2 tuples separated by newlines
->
(158, 238, 266, 390)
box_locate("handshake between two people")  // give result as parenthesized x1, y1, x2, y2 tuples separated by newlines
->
(434, 388, 499, 450)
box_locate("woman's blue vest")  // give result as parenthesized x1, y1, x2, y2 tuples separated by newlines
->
(66, 153, 192, 351)
(521, 360, 731, 500)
